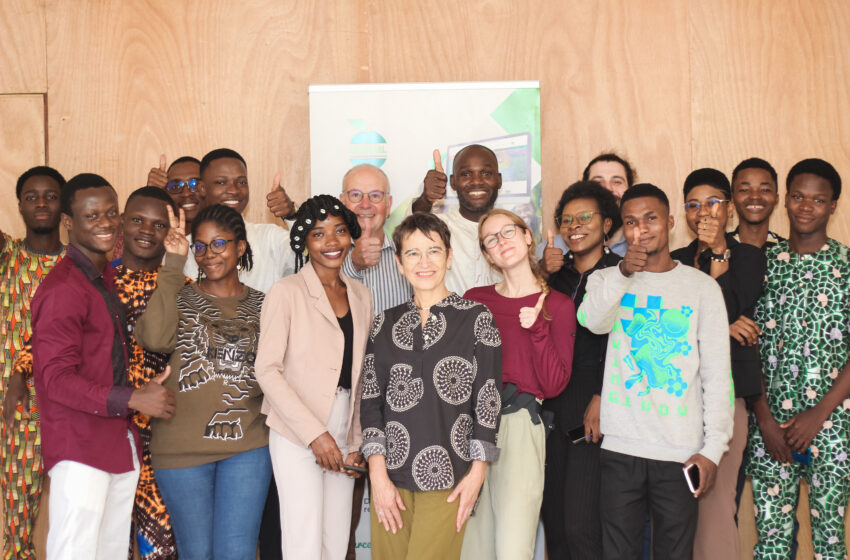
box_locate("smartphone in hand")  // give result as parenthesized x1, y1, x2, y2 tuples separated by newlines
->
(684, 463, 700, 494)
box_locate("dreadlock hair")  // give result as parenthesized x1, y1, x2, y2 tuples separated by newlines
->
(190, 204, 253, 282)
(477, 208, 551, 320)
(290, 194, 362, 272)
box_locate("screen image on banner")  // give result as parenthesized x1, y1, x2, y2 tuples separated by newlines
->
(309, 81, 543, 245)
(309, 81, 545, 560)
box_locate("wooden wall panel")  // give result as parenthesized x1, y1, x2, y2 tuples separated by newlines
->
(690, 0, 850, 243)
(45, 0, 364, 224)
(0, 0, 47, 93)
(0, 94, 46, 238)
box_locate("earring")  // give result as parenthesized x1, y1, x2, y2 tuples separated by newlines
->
(237, 263, 242, 271)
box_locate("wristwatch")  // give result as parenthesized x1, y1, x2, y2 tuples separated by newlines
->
(710, 248, 732, 262)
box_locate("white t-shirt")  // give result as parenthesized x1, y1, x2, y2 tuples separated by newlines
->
(184, 221, 295, 293)
(436, 207, 502, 295)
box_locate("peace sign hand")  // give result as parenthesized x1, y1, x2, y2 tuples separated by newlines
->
(164, 206, 189, 256)
(519, 292, 546, 329)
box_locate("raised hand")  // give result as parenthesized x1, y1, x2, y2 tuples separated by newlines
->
(147, 154, 168, 189)
(619, 227, 647, 276)
(164, 206, 189, 256)
(128, 366, 176, 419)
(266, 172, 297, 219)
(351, 221, 382, 272)
(519, 292, 546, 328)
(423, 149, 447, 204)
(542, 229, 565, 273)
(697, 201, 726, 254)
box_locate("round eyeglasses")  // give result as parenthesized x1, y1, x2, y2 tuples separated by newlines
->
(557, 211, 599, 227)
(482, 224, 522, 249)
(192, 238, 235, 257)
(343, 189, 387, 204)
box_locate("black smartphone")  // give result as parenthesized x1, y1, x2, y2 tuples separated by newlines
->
(567, 424, 587, 444)
(343, 464, 368, 474)
(684, 463, 700, 494)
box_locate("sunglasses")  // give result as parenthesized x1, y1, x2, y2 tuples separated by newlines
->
(192, 238, 234, 257)
(166, 178, 200, 194)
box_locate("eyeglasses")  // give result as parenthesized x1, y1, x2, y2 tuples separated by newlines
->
(557, 211, 599, 227)
(401, 246, 447, 263)
(343, 189, 387, 204)
(192, 238, 235, 257)
(482, 224, 522, 249)
(684, 199, 728, 213)
(166, 178, 200, 194)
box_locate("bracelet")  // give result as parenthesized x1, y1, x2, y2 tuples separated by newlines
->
(710, 248, 731, 262)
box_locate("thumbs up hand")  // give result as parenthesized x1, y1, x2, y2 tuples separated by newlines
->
(519, 292, 547, 329)
(266, 172, 297, 219)
(619, 226, 648, 277)
(542, 229, 565, 274)
(350, 221, 382, 272)
(423, 149, 447, 204)
(128, 365, 176, 419)
(697, 200, 727, 255)
(147, 154, 169, 188)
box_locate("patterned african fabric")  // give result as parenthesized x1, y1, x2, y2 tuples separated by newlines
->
(746, 239, 850, 559)
(359, 293, 502, 493)
(0, 237, 63, 559)
(114, 265, 179, 560)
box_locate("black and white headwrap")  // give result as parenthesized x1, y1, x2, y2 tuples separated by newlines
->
(290, 194, 362, 272)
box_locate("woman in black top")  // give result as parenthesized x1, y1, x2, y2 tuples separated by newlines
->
(540, 181, 622, 560)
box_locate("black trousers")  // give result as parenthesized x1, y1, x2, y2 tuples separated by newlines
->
(540, 428, 602, 560)
(600, 449, 697, 560)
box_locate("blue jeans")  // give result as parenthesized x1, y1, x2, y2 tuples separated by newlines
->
(155, 446, 272, 560)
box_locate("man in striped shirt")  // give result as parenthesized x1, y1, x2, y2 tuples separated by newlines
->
(339, 163, 412, 560)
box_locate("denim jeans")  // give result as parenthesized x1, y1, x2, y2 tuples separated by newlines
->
(155, 446, 273, 560)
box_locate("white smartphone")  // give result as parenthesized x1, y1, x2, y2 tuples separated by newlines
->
(684, 463, 700, 494)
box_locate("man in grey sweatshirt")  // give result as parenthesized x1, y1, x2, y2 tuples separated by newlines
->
(577, 183, 734, 560)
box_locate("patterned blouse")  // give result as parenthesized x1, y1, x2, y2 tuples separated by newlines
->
(360, 293, 502, 492)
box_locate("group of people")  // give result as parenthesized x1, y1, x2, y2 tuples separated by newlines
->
(0, 143, 846, 560)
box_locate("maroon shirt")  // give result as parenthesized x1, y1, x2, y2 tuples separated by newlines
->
(464, 285, 575, 399)
(32, 244, 139, 474)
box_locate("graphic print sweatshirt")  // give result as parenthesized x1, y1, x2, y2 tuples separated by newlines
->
(577, 263, 734, 465)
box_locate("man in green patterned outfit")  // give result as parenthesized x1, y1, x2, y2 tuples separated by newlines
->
(746, 158, 850, 560)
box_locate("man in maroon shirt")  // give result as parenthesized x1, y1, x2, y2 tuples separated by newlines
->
(31, 174, 175, 559)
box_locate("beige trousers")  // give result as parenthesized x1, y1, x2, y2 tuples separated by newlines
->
(460, 407, 546, 560)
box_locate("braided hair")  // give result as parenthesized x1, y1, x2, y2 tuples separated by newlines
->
(191, 204, 253, 280)
(290, 194, 362, 272)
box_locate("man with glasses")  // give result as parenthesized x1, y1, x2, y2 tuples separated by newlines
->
(339, 163, 411, 560)
(670, 168, 765, 560)
(147, 155, 203, 226)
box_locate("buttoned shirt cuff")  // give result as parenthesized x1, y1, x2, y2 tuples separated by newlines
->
(107, 386, 134, 418)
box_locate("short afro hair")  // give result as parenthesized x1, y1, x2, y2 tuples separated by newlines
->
(16, 166, 66, 200)
(683, 168, 731, 200)
(200, 148, 247, 177)
(60, 173, 114, 216)
(168, 156, 201, 171)
(290, 194, 362, 271)
(731, 157, 777, 187)
(553, 181, 622, 233)
(126, 186, 177, 213)
(786, 158, 842, 200)
(619, 183, 669, 211)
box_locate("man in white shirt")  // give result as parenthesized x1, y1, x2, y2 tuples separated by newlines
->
(411, 145, 503, 294)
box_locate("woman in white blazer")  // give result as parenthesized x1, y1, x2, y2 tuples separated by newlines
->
(255, 195, 373, 559)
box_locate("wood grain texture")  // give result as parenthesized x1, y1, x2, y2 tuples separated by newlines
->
(0, 94, 45, 238)
(0, 0, 47, 93)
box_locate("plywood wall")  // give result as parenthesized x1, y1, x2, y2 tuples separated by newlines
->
(1, 1, 849, 557)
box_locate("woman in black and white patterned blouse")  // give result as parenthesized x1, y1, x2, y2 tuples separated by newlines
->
(360, 212, 502, 560)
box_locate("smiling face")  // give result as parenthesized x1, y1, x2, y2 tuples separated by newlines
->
(587, 160, 629, 201)
(480, 213, 532, 271)
(396, 229, 452, 294)
(621, 196, 673, 257)
(684, 184, 731, 235)
(559, 197, 611, 258)
(122, 196, 170, 269)
(732, 167, 778, 226)
(166, 160, 202, 222)
(304, 215, 352, 274)
(62, 186, 121, 264)
(19, 175, 62, 234)
(450, 146, 501, 217)
(193, 221, 246, 283)
(785, 173, 836, 236)
(341, 166, 392, 236)
(199, 157, 249, 215)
